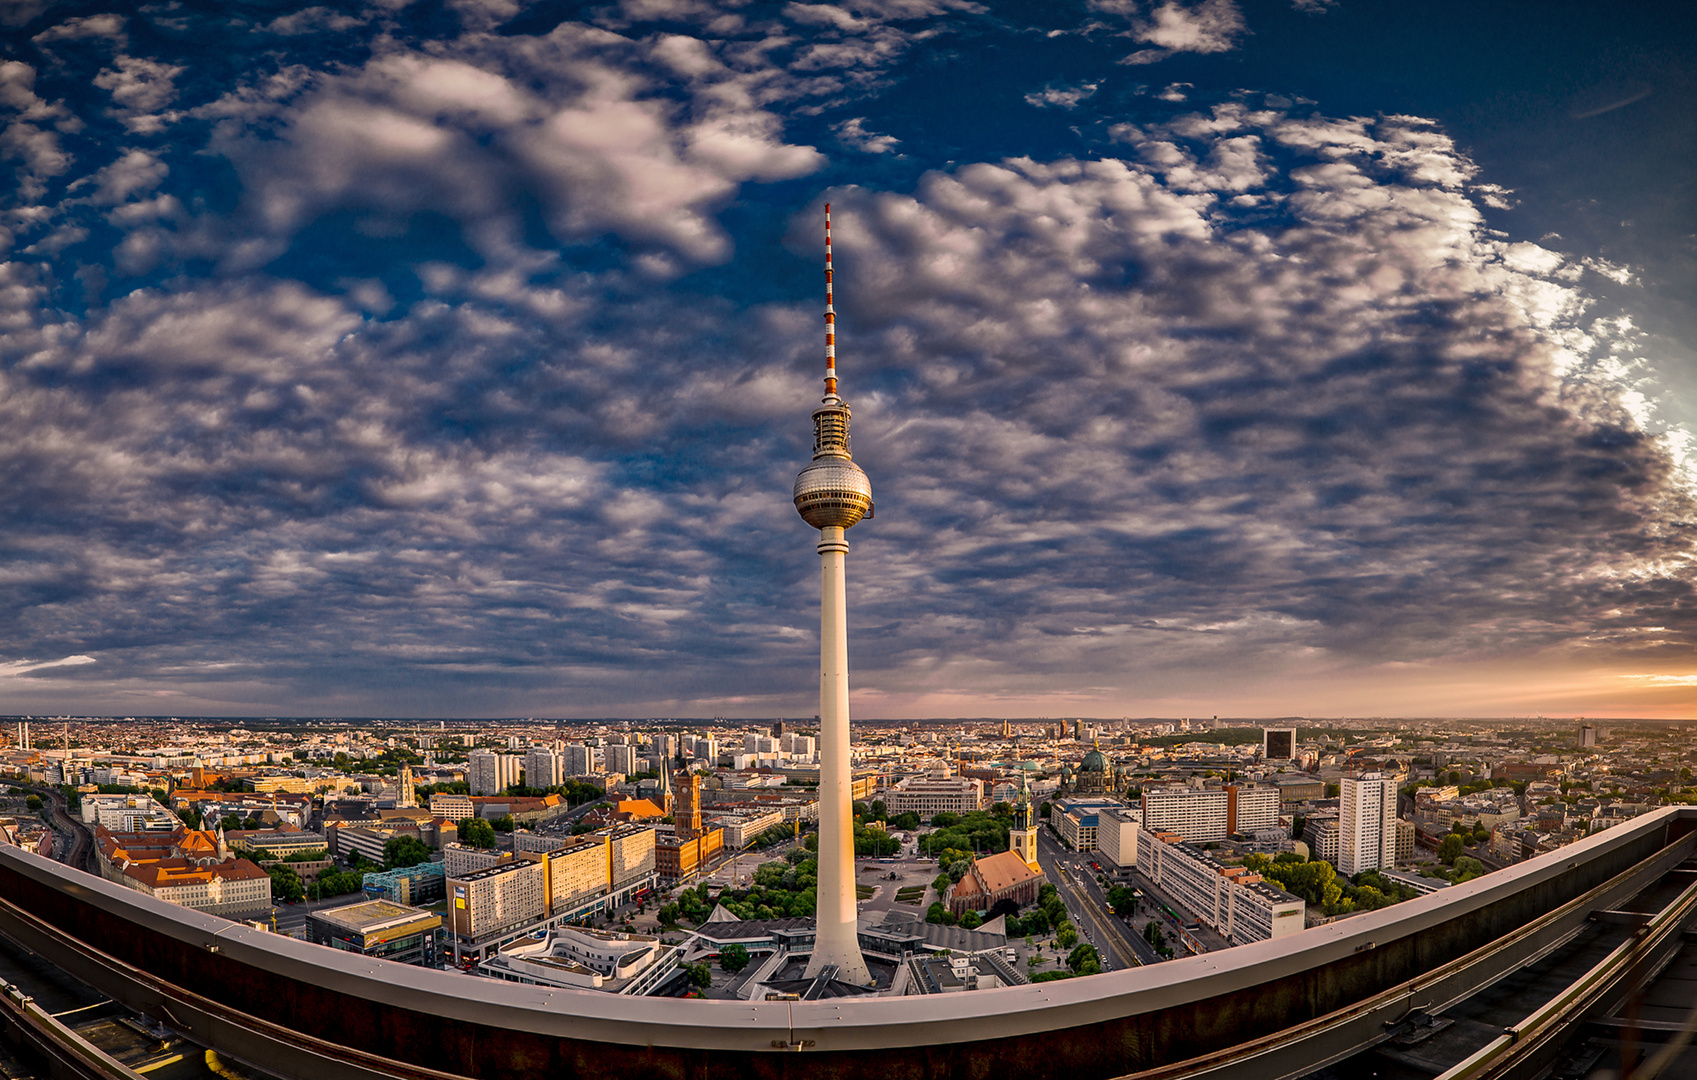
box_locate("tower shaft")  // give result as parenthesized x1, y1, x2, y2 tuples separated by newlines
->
(806, 525, 870, 983)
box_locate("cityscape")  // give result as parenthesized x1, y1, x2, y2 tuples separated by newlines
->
(1, 1, 1695, 1079)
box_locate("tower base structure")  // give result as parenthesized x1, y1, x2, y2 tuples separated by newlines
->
(803, 525, 872, 985)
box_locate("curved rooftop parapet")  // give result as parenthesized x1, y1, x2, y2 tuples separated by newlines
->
(0, 808, 1692, 1080)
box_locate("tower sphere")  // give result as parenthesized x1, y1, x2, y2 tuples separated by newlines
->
(794, 454, 873, 530)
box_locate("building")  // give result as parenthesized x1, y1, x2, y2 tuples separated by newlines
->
(81, 794, 178, 832)
(1339, 773, 1397, 876)
(479, 926, 677, 994)
(225, 826, 326, 859)
(1303, 814, 1340, 863)
(1275, 777, 1325, 803)
(792, 204, 875, 986)
(1072, 745, 1113, 796)
(884, 774, 985, 817)
(449, 859, 548, 942)
(945, 849, 1043, 916)
(1263, 728, 1296, 761)
(94, 827, 271, 916)
(444, 842, 503, 878)
(1095, 807, 1141, 870)
(1141, 785, 1279, 842)
(361, 862, 446, 906)
(654, 823, 724, 884)
(429, 793, 475, 821)
(714, 809, 784, 849)
(604, 744, 638, 776)
(468, 751, 522, 796)
(306, 900, 442, 967)
(524, 746, 562, 790)
(1395, 818, 1416, 864)
(446, 825, 659, 962)
(561, 744, 593, 776)
(1053, 797, 1123, 851)
(1136, 831, 1304, 944)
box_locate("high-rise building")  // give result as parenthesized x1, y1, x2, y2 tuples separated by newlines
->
(1339, 773, 1397, 876)
(524, 746, 562, 790)
(1264, 727, 1297, 761)
(604, 744, 637, 775)
(792, 203, 873, 985)
(1577, 723, 1597, 749)
(468, 751, 521, 795)
(691, 737, 717, 764)
(561, 743, 591, 776)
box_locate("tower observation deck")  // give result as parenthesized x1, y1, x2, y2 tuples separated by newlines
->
(794, 203, 873, 985)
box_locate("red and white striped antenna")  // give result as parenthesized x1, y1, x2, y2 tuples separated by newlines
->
(824, 202, 838, 399)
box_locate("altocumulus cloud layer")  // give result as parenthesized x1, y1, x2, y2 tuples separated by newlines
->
(0, 0, 1692, 717)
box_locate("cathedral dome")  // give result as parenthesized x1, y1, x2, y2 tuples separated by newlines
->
(1080, 749, 1108, 773)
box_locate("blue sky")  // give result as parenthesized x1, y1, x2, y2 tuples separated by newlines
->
(1, 0, 1694, 719)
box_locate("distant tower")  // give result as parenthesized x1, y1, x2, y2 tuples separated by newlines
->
(1010, 773, 1039, 872)
(689, 772, 703, 837)
(794, 203, 874, 985)
(657, 763, 674, 817)
(399, 764, 416, 808)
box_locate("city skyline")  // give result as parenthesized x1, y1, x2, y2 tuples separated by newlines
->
(1, 2, 1695, 720)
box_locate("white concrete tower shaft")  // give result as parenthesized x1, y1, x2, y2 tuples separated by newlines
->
(793, 203, 873, 985)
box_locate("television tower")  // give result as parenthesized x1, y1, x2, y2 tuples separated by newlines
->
(795, 203, 873, 985)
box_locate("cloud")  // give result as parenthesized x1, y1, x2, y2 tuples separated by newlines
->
(201, 27, 824, 272)
(0, 5, 1691, 718)
(0, 656, 96, 679)
(835, 116, 900, 152)
(1104, 0, 1245, 64)
(1025, 82, 1099, 109)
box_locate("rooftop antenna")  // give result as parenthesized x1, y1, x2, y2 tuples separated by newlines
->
(824, 202, 838, 401)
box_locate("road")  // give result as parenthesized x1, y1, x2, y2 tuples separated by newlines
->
(1034, 831, 1145, 970)
(21, 785, 92, 872)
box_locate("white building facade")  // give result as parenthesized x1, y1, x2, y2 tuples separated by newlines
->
(1339, 773, 1397, 876)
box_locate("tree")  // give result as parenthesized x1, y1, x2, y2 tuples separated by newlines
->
(686, 962, 712, 989)
(460, 818, 498, 848)
(931, 812, 960, 828)
(891, 812, 921, 831)
(1452, 856, 1485, 883)
(926, 902, 948, 924)
(179, 807, 202, 829)
(719, 944, 750, 973)
(219, 813, 243, 832)
(25, 795, 41, 812)
(1067, 943, 1101, 975)
(1439, 835, 1464, 864)
(267, 863, 305, 903)
(1056, 922, 1078, 949)
(383, 835, 431, 870)
(960, 910, 982, 930)
(1106, 886, 1136, 914)
(492, 814, 516, 833)
(869, 800, 887, 821)
(1324, 783, 1340, 798)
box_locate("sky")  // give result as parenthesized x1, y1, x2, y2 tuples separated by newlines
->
(1, 0, 1695, 720)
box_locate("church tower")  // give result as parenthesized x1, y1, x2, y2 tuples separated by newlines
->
(1010, 773, 1039, 872)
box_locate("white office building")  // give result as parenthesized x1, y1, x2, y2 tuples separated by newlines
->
(1339, 773, 1397, 876)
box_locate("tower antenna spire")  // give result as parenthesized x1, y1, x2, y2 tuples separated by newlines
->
(824, 202, 838, 401)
